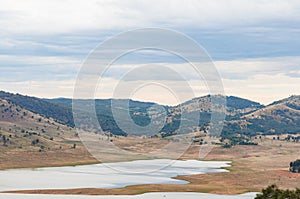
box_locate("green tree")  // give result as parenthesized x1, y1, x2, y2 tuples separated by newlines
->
(2, 135, 7, 146)
(256, 185, 300, 199)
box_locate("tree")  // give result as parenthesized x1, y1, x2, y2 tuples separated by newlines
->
(255, 185, 300, 199)
(2, 135, 7, 146)
(31, 139, 39, 145)
(290, 159, 300, 173)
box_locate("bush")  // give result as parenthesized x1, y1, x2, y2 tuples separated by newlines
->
(31, 139, 39, 145)
(290, 159, 300, 173)
(255, 185, 300, 199)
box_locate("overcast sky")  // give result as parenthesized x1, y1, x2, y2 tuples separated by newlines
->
(0, 0, 300, 105)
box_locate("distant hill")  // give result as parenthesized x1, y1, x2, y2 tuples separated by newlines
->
(47, 95, 265, 137)
(157, 95, 264, 137)
(46, 98, 160, 136)
(1, 90, 300, 137)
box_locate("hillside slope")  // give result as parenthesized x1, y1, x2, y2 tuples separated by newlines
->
(0, 98, 79, 152)
(47, 98, 161, 136)
(0, 91, 74, 127)
(241, 95, 300, 135)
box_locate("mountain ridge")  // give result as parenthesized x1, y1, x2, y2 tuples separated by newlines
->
(1, 90, 299, 137)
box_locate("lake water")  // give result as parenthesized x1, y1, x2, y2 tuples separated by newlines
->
(0, 159, 231, 191)
(0, 192, 257, 199)
(0, 159, 257, 199)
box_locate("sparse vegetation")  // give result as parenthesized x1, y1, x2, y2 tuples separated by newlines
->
(0, 98, 82, 155)
(220, 134, 258, 148)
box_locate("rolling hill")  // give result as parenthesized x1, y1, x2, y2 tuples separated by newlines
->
(241, 95, 300, 135)
(46, 98, 159, 136)
(0, 91, 74, 127)
(0, 98, 79, 152)
(1, 90, 299, 138)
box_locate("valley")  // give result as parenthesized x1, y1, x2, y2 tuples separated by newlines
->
(0, 90, 300, 196)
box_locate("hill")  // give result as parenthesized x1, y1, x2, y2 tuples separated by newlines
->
(47, 98, 160, 136)
(238, 95, 300, 135)
(2, 90, 300, 138)
(0, 97, 97, 169)
(47, 95, 264, 137)
(0, 91, 74, 127)
(158, 95, 264, 137)
(0, 98, 78, 151)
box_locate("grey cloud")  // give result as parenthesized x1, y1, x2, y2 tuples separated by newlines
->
(285, 70, 300, 78)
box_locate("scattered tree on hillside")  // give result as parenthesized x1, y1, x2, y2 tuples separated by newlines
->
(221, 134, 258, 148)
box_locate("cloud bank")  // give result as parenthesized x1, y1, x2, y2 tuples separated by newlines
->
(0, 0, 300, 104)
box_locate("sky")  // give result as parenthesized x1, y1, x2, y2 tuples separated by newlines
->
(0, 0, 300, 105)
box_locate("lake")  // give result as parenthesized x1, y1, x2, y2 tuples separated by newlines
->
(0, 192, 257, 199)
(0, 159, 257, 198)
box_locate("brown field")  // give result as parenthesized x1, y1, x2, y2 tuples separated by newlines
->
(0, 146, 98, 170)
(2, 137, 300, 195)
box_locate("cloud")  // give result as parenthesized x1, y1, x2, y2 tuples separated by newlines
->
(0, 80, 76, 98)
(94, 56, 300, 82)
(1, 1, 300, 60)
(1, 0, 300, 35)
(0, 0, 300, 104)
(285, 70, 300, 78)
(1, 52, 299, 85)
(215, 56, 300, 80)
(0, 55, 80, 82)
